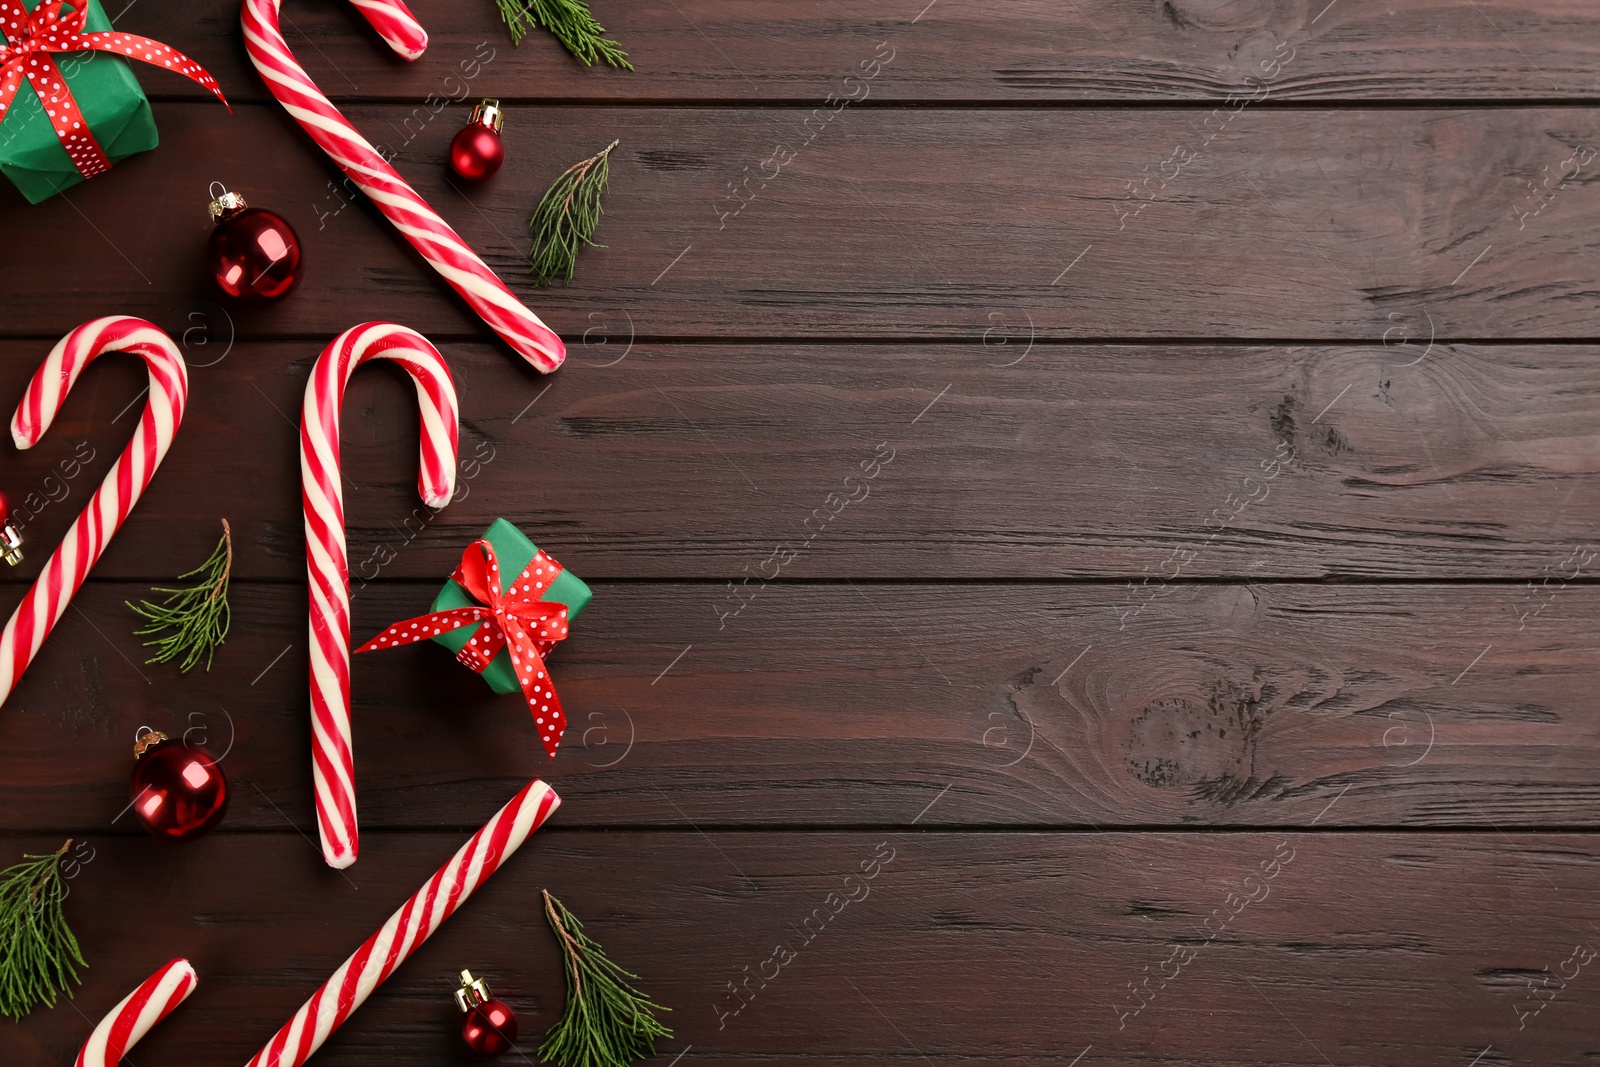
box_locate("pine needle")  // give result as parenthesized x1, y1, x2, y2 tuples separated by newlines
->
(0, 842, 85, 1020)
(496, 0, 633, 69)
(540, 890, 672, 1067)
(527, 140, 619, 286)
(127, 519, 233, 672)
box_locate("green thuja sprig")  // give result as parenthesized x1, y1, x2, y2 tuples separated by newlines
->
(496, 0, 633, 68)
(127, 519, 233, 671)
(0, 841, 85, 1021)
(540, 890, 672, 1067)
(527, 140, 619, 286)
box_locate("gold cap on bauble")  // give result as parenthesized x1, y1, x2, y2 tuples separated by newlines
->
(207, 181, 248, 222)
(468, 99, 504, 135)
(454, 970, 494, 1012)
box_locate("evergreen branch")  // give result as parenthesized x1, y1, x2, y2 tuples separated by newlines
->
(527, 140, 619, 286)
(0, 841, 85, 1021)
(495, 0, 633, 69)
(540, 890, 672, 1067)
(127, 519, 233, 672)
(495, 0, 536, 45)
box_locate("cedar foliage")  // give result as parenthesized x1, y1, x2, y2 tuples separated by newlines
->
(540, 890, 672, 1067)
(527, 140, 619, 286)
(496, 0, 633, 69)
(0, 842, 85, 1020)
(128, 519, 233, 671)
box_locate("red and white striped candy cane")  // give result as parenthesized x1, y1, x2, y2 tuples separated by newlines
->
(72, 781, 559, 1066)
(74, 958, 197, 1067)
(247, 779, 560, 1067)
(0, 317, 188, 707)
(303, 322, 459, 870)
(240, 0, 566, 374)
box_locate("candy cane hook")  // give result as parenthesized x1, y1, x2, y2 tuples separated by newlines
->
(240, 0, 567, 374)
(74, 780, 560, 1067)
(303, 323, 459, 870)
(0, 317, 188, 707)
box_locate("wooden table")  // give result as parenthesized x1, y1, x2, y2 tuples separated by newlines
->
(5, 0, 1600, 1062)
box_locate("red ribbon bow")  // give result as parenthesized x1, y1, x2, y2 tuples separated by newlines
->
(356, 539, 573, 758)
(0, 0, 229, 179)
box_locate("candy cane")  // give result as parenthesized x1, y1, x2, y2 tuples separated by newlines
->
(247, 779, 560, 1066)
(74, 959, 198, 1067)
(304, 322, 459, 870)
(73, 781, 560, 1067)
(240, 0, 566, 374)
(0, 317, 187, 707)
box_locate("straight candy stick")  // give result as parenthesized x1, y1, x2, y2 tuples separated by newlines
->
(73, 781, 559, 1066)
(246, 779, 560, 1066)
(239, 0, 566, 373)
(74, 959, 197, 1067)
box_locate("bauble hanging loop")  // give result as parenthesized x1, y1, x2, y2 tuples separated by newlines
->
(132, 725, 165, 759)
(204, 182, 304, 302)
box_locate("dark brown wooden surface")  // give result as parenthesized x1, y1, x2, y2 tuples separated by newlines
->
(2, 580, 1600, 832)
(8, 105, 1600, 340)
(122, 0, 1600, 103)
(7, 832, 1600, 1065)
(2, 340, 1599, 581)
(3, 0, 1599, 1063)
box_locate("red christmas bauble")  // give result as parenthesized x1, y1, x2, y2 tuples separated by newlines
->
(450, 126, 504, 181)
(455, 970, 517, 1055)
(461, 998, 517, 1055)
(449, 100, 506, 181)
(130, 730, 228, 841)
(205, 187, 303, 302)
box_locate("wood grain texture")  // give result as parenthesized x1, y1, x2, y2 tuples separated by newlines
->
(2, 1, 1596, 1063)
(5, 831, 1598, 1065)
(123, 0, 1600, 104)
(0, 580, 1593, 831)
(4, 106, 1600, 339)
(0, 340, 1593, 582)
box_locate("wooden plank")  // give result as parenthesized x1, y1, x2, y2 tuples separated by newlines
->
(9, 2, 1588, 1064)
(128, 0, 1600, 104)
(0, 580, 1595, 832)
(5, 106, 1599, 340)
(4, 830, 1597, 1064)
(0, 339, 1592, 582)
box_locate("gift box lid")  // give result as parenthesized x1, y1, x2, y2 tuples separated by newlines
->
(0, 0, 158, 204)
(430, 518, 590, 694)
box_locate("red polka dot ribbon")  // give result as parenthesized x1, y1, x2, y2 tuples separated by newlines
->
(0, 0, 229, 179)
(356, 538, 572, 758)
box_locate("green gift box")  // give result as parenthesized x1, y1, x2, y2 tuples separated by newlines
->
(0, 0, 159, 204)
(431, 518, 591, 694)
